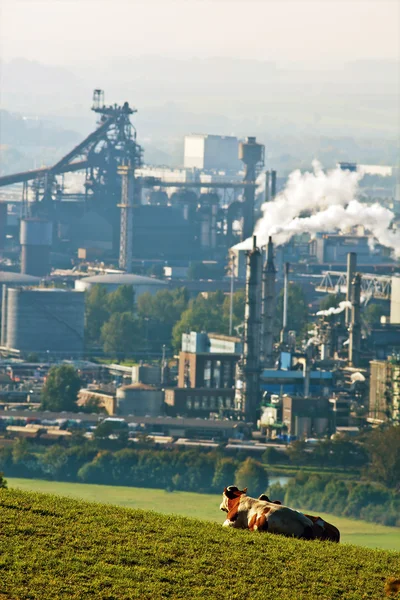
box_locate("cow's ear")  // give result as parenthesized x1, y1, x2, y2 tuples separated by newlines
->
(243, 488, 248, 494)
(223, 487, 227, 494)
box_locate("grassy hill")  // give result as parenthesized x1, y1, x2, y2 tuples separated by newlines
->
(8, 477, 400, 551)
(1, 488, 399, 600)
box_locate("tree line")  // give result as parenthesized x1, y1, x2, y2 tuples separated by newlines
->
(84, 281, 311, 358)
(0, 438, 269, 496)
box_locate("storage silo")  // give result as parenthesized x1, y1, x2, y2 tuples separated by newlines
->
(3, 288, 84, 356)
(20, 218, 53, 276)
(116, 383, 163, 416)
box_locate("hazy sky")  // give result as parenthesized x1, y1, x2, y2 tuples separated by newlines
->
(0, 0, 399, 66)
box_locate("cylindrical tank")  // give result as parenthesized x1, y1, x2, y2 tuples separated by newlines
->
(116, 384, 163, 416)
(20, 218, 53, 276)
(4, 287, 84, 355)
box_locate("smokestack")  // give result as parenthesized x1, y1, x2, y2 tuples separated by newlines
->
(345, 252, 357, 325)
(239, 137, 264, 241)
(265, 171, 270, 202)
(238, 235, 262, 423)
(118, 164, 135, 272)
(280, 262, 290, 345)
(20, 218, 52, 276)
(270, 170, 277, 200)
(348, 273, 361, 367)
(261, 236, 276, 367)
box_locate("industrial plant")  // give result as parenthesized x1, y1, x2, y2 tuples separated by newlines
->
(0, 89, 399, 444)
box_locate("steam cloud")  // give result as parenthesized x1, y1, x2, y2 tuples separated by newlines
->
(234, 161, 400, 257)
(316, 300, 351, 317)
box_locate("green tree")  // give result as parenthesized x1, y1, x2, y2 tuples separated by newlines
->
(364, 426, 400, 489)
(276, 283, 309, 335)
(107, 285, 134, 314)
(101, 312, 142, 357)
(85, 285, 110, 345)
(212, 457, 238, 491)
(0, 472, 7, 489)
(172, 291, 227, 351)
(41, 365, 82, 412)
(137, 288, 189, 352)
(234, 457, 269, 497)
(222, 288, 245, 333)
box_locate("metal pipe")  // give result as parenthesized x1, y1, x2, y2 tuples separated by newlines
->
(345, 252, 357, 325)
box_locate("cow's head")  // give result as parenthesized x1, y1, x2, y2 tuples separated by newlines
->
(220, 485, 247, 513)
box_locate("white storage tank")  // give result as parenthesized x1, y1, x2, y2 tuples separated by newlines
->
(75, 273, 167, 298)
(116, 383, 163, 417)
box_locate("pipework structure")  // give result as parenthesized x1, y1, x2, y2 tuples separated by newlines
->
(239, 137, 264, 241)
(348, 273, 362, 367)
(238, 236, 263, 423)
(261, 236, 276, 367)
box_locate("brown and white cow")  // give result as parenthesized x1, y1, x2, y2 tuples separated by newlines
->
(258, 494, 340, 543)
(220, 486, 315, 540)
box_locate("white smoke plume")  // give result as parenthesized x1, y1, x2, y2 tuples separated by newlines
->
(316, 300, 351, 317)
(233, 161, 400, 257)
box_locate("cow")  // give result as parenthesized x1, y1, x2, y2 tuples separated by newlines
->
(220, 486, 315, 540)
(258, 494, 340, 543)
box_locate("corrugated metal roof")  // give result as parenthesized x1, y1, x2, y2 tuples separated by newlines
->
(77, 274, 167, 285)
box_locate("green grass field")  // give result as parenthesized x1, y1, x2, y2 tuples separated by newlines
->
(1, 487, 399, 600)
(8, 477, 400, 552)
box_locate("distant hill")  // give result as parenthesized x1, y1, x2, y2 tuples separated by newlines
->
(0, 488, 399, 599)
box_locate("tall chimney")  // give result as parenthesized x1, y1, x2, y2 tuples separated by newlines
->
(348, 273, 361, 367)
(239, 235, 262, 423)
(270, 170, 277, 200)
(346, 252, 357, 325)
(261, 236, 276, 367)
(280, 262, 290, 345)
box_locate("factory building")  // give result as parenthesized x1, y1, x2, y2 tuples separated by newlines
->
(167, 331, 241, 418)
(1, 288, 85, 357)
(310, 234, 389, 265)
(282, 395, 332, 438)
(260, 367, 334, 398)
(184, 134, 241, 172)
(369, 358, 400, 424)
(178, 332, 241, 389)
(390, 276, 400, 324)
(75, 273, 167, 296)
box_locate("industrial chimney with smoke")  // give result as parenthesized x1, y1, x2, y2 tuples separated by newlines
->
(348, 273, 362, 367)
(261, 236, 276, 367)
(236, 235, 262, 423)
